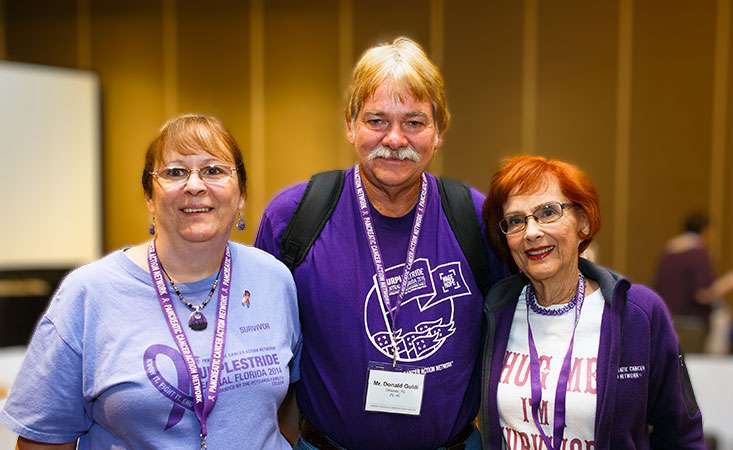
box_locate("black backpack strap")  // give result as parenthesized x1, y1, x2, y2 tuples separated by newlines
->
(279, 170, 345, 270)
(437, 177, 491, 297)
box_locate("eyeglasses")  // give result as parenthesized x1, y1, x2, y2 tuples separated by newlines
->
(499, 201, 575, 235)
(150, 165, 237, 188)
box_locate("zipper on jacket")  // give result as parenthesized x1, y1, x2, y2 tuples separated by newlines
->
(480, 304, 496, 449)
(595, 280, 629, 448)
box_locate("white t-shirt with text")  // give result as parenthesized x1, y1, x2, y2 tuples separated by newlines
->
(497, 286, 604, 450)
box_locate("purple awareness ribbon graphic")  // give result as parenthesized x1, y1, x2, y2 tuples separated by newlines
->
(143, 344, 194, 429)
(526, 273, 586, 450)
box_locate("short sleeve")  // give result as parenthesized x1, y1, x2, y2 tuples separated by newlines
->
(1, 317, 92, 444)
(289, 335, 303, 384)
(254, 182, 309, 261)
(284, 269, 302, 384)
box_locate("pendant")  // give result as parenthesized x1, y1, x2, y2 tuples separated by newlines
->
(188, 311, 208, 331)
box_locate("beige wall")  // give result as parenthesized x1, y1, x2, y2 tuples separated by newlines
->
(3, 0, 733, 285)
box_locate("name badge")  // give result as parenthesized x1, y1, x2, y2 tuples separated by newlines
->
(364, 362, 425, 416)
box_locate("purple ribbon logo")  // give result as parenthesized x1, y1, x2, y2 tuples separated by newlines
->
(143, 344, 196, 430)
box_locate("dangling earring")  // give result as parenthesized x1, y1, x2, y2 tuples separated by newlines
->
(149, 216, 157, 236)
(236, 212, 246, 231)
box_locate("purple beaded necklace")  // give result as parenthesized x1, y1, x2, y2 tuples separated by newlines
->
(159, 259, 221, 331)
(526, 272, 585, 316)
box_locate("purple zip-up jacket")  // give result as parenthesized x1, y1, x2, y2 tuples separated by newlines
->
(480, 258, 705, 449)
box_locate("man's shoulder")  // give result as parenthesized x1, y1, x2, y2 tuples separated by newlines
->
(263, 169, 352, 219)
(262, 181, 310, 225)
(256, 170, 350, 256)
(468, 185, 486, 218)
(430, 174, 485, 219)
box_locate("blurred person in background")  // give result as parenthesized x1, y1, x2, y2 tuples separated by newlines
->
(480, 156, 704, 449)
(653, 212, 715, 353)
(0, 114, 301, 449)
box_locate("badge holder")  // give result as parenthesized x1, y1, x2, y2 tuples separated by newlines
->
(364, 360, 426, 416)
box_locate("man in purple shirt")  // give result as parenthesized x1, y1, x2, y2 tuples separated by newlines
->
(255, 37, 507, 450)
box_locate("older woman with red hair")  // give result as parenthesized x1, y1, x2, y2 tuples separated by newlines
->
(479, 156, 704, 449)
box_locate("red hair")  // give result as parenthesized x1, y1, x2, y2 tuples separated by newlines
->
(482, 155, 601, 265)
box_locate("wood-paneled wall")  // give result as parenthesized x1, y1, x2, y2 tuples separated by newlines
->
(2, 0, 731, 285)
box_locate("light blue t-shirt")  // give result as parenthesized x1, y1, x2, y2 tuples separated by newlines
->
(1, 242, 301, 449)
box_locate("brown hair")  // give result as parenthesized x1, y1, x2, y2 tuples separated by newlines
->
(141, 114, 246, 198)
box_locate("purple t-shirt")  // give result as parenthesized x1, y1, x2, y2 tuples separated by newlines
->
(255, 167, 507, 450)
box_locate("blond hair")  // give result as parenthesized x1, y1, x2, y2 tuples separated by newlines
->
(345, 37, 450, 135)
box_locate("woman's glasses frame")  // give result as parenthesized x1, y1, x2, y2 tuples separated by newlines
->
(499, 201, 575, 235)
(150, 165, 238, 189)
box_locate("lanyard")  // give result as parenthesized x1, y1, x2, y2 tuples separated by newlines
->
(353, 164, 427, 366)
(526, 273, 585, 450)
(148, 242, 232, 450)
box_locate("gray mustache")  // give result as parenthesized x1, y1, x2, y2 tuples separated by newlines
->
(367, 145, 421, 162)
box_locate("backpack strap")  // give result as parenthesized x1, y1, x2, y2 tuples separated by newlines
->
(437, 177, 491, 297)
(279, 170, 345, 270)
(280, 171, 491, 298)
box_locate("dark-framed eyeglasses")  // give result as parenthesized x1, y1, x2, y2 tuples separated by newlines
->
(499, 201, 575, 235)
(150, 165, 237, 188)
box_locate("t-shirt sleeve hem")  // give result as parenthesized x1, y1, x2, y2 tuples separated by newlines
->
(0, 408, 80, 444)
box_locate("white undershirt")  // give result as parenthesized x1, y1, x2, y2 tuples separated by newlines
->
(497, 286, 604, 450)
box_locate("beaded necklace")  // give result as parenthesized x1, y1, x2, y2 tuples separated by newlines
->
(159, 263, 221, 331)
(526, 273, 585, 316)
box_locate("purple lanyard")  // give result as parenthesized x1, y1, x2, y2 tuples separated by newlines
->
(147, 242, 231, 449)
(353, 164, 427, 364)
(525, 273, 585, 450)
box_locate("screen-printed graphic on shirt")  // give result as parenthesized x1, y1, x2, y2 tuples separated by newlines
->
(498, 288, 604, 450)
(144, 343, 287, 430)
(364, 257, 472, 362)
